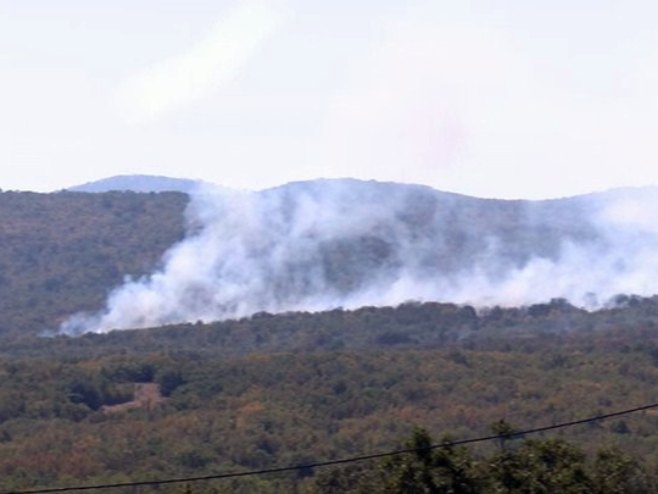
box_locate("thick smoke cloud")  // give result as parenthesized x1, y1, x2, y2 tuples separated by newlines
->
(60, 180, 658, 335)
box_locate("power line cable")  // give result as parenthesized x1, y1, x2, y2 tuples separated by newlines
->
(4, 401, 658, 494)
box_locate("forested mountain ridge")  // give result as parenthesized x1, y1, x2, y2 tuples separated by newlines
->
(55, 178, 653, 333)
(2, 181, 658, 492)
(7, 296, 658, 360)
(0, 190, 188, 340)
(1, 179, 657, 337)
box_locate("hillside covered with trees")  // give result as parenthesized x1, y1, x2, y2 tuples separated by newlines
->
(3, 186, 658, 492)
(2, 302, 658, 493)
(0, 190, 188, 341)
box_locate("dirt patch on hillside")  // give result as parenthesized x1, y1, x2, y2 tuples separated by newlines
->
(102, 383, 165, 414)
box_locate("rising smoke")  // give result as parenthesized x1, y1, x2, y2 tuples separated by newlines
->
(59, 179, 658, 334)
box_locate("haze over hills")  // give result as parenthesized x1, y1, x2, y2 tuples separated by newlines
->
(2, 175, 658, 337)
(50, 177, 658, 334)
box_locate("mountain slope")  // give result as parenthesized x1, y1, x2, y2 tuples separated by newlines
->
(0, 191, 188, 339)
(2, 179, 657, 337)
(64, 178, 639, 333)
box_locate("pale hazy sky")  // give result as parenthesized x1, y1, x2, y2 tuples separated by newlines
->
(2, 0, 658, 198)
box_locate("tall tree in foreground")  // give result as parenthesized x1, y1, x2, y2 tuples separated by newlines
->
(311, 427, 656, 494)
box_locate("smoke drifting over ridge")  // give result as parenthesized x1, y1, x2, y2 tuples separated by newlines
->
(60, 180, 658, 335)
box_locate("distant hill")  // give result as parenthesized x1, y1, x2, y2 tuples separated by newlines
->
(2, 178, 658, 338)
(68, 175, 205, 194)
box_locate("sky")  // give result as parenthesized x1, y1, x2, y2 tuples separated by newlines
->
(2, 0, 658, 199)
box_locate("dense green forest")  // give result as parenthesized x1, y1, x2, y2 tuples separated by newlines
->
(3, 301, 658, 493)
(2, 189, 658, 492)
(0, 191, 188, 341)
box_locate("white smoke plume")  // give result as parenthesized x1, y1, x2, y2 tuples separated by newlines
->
(59, 180, 658, 335)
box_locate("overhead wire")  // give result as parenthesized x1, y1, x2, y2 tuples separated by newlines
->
(4, 401, 658, 494)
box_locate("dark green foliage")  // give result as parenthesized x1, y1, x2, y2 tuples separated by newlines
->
(378, 429, 481, 493)
(592, 447, 653, 493)
(67, 379, 102, 410)
(489, 438, 591, 493)
(101, 359, 157, 383)
(156, 368, 187, 397)
(315, 430, 656, 494)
